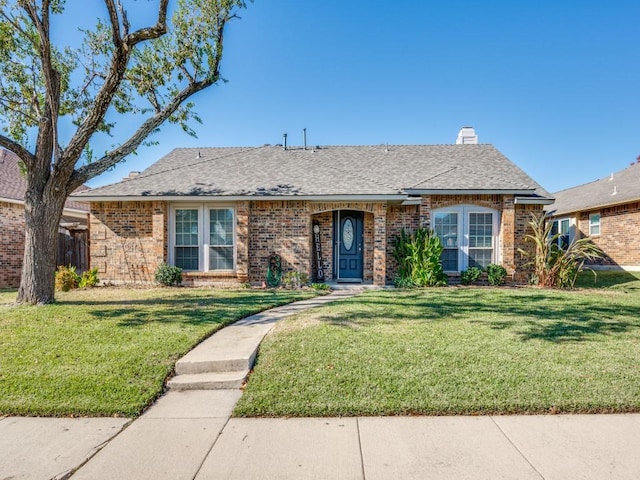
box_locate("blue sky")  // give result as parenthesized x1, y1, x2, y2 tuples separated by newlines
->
(80, 0, 640, 193)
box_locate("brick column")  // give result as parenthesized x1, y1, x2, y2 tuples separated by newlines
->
(501, 195, 516, 274)
(419, 195, 431, 228)
(152, 201, 167, 268)
(236, 201, 250, 282)
(373, 203, 387, 286)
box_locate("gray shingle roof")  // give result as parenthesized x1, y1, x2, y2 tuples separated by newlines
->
(0, 149, 89, 211)
(548, 162, 640, 216)
(74, 144, 551, 199)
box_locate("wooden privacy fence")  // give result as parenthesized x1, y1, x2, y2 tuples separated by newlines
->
(57, 227, 89, 273)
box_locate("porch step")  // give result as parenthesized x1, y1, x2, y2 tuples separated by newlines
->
(167, 370, 249, 390)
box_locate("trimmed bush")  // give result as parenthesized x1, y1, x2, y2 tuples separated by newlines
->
(154, 263, 183, 286)
(486, 264, 507, 286)
(460, 266, 483, 285)
(79, 267, 99, 288)
(55, 265, 80, 292)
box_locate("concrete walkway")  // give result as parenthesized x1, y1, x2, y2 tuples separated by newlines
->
(2, 288, 640, 479)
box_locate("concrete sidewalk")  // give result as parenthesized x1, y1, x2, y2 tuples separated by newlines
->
(71, 402, 640, 480)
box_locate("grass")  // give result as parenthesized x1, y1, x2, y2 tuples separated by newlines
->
(574, 269, 640, 290)
(235, 282, 640, 417)
(0, 287, 315, 417)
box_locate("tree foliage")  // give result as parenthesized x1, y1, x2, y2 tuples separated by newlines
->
(0, 0, 248, 304)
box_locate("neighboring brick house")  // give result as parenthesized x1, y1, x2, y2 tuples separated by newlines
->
(547, 160, 640, 270)
(0, 149, 90, 288)
(72, 128, 553, 286)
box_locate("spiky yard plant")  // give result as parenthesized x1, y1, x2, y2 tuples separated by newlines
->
(519, 214, 603, 288)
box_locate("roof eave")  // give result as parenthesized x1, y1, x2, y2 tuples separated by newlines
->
(0, 196, 23, 205)
(514, 196, 555, 205)
(72, 194, 409, 203)
(404, 188, 537, 196)
(547, 195, 640, 217)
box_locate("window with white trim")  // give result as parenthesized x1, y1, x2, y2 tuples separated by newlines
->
(550, 218, 572, 250)
(170, 204, 236, 271)
(589, 213, 600, 236)
(434, 205, 500, 272)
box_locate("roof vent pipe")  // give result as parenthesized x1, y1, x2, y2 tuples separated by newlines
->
(283, 133, 287, 151)
(303, 128, 307, 151)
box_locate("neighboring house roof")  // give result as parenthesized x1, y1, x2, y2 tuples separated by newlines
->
(0, 149, 90, 212)
(548, 162, 640, 216)
(73, 144, 551, 202)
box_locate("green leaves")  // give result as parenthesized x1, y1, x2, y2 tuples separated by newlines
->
(393, 228, 447, 288)
(519, 214, 604, 288)
(1, 0, 248, 178)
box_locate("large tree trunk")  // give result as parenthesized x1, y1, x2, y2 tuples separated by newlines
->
(17, 194, 66, 305)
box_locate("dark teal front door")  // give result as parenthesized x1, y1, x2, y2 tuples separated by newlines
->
(334, 210, 363, 282)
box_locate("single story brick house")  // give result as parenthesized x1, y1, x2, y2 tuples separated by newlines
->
(546, 160, 640, 270)
(0, 149, 90, 288)
(72, 128, 553, 286)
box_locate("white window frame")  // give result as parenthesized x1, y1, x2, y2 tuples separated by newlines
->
(433, 205, 500, 272)
(589, 213, 601, 236)
(551, 217, 574, 249)
(168, 203, 236, 272)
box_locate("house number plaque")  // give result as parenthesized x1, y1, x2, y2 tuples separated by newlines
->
(312, 222, 324, 281)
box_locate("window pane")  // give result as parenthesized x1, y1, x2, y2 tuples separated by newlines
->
(469, 213, 493, 248)
(469, 249, 492, 269)
(210, 208, 234, 246)
(175, 209, 199, 246)
(210, 246, 233, 270)
(589, 214, 600, 235)
(434, 213, 458, 247)
(441, 249, 458, 271)
(175, 246, 199, 270)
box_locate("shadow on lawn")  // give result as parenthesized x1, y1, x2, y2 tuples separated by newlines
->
(62, 291, 306, 328)
(311, 288, 640, 343)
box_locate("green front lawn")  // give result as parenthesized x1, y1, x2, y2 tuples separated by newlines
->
(235, 285, 640, 417)
(0, 287, 315, 417)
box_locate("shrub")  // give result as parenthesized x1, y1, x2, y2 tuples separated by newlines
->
(393, 228, 447, 288)
(460, 266, 483, 285)
(55, 265, 80, 292)
(486, 264, 507, 286)
(282, 271, 309, 289)
(311, 282, 331, 291)
(154, 263, 183, 286)
(79, 267, 99, 288)
(518, 214, 603, 288)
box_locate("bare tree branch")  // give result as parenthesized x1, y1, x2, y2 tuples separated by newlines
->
(63, 0, 169, 169)
(0, 133, 36, 167)
(72, 77, 215, 188)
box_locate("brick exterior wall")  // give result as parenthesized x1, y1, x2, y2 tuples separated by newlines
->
(248, 201, 312, 283)
(385, 204, 420, 283)
(514, 204, 545, 282)
(89, 195, 543, 286)
(577, 202, 640, 268)
(0, 201, 25, 288)
(90, 201, 167, 284)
